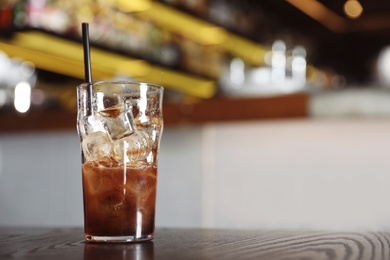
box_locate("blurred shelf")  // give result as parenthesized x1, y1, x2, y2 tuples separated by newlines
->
(0, 31, 216, 99)
(164, 92, 308, 125)
(0, 93, 308, 133)
(121, 0, 268, 65)
(0, 0, 269, 99)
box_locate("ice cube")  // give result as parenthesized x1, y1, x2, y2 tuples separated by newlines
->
(135, 116, 163, 146)
(82, 132, 113, 162)
(98, 107, 136, 141)
(80, 115, 105, 136)
(112, 131, 151, 164)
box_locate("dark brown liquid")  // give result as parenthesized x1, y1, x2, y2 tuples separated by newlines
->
(82, 162, 157, 237)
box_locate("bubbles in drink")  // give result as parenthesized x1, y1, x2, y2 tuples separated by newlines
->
(82, 131, 112, 162)
(113, 131, 151, 164)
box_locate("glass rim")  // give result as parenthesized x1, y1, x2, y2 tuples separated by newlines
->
(77, 80, 164, 92)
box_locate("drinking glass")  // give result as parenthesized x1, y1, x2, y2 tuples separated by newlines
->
(77, 81, 163, 242)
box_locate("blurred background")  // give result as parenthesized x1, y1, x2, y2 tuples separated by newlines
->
(1, 0, 390, 231)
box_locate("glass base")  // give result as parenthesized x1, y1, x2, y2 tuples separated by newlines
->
(85, 234, 153, 243)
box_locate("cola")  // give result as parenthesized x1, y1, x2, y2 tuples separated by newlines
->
(82, 161, 157, 238)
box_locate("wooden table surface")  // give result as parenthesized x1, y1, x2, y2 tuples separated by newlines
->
(1, 227, 390, 259)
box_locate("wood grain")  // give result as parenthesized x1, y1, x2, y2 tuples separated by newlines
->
(1, 227, 390, 259)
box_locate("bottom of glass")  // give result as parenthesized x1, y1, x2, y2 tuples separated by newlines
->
(85, 234, 154, 243)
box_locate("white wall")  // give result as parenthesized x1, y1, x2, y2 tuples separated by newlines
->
(209, 119, 390, 231)
(1, 119, 390, 231)
(0, 131, 83, 226)
(0, 126, 204, 228)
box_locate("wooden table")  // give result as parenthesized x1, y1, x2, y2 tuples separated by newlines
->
(1, 227, 390, 259)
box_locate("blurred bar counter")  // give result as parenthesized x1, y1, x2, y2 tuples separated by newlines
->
(0, 93, 308, 133)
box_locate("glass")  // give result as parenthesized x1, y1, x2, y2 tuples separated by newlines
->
(76, 81, 163, 243)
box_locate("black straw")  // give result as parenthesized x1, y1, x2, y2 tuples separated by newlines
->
(82, 22, 93, 115)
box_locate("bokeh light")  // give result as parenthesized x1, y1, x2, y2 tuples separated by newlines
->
(14, 81, 31, 113)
